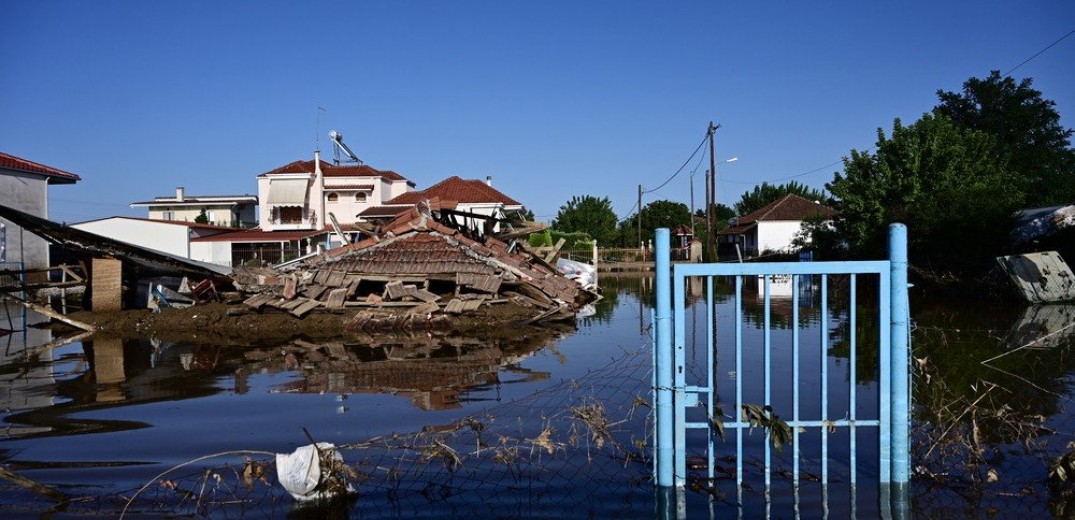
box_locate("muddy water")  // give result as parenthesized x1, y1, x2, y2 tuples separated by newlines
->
(2, 276, 1075, 518)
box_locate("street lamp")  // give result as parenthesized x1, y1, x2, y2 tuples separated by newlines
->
(699, 156, 738, 260)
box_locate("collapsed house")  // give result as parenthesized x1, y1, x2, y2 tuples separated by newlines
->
(233, 201, 598, 327)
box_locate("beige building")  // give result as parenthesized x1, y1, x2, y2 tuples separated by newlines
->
(130, 187, 257, 228)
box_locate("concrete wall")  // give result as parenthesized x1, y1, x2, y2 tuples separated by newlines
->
(0, 170, 50, 268)
(73, 218, 191, 258)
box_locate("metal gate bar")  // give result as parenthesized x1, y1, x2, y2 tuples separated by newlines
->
(654, 224, 910, 515)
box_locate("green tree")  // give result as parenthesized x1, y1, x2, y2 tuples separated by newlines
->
(734, 181, 829, 215)
(935, 71, 1075, 206)
(551, 195, 619, 245)
(195, 209, 209, 224)
(619, 199, 692, 247)
(826, 114, 1022, 273)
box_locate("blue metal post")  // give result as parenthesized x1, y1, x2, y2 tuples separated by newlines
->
(889, 223, 911, 513)
(655, 228, 675, 488)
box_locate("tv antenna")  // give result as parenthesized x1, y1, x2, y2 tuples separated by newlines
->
(328, 130, 363, 166)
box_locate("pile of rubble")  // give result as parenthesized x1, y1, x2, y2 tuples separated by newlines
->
(231, 204, 598, 329)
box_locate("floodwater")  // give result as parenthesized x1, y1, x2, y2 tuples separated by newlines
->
(2, 275, 1075, 518)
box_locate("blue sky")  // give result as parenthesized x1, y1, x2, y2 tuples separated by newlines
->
(2, 1, 1073, 225)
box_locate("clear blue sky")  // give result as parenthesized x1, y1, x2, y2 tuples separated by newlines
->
(2, 1, 1073, 225)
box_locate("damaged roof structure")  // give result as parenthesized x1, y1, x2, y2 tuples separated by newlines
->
(233, 200, 598, 326)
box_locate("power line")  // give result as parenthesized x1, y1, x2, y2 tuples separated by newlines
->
(1004, 27, 1075, 77)
(642, 132, 708, 195)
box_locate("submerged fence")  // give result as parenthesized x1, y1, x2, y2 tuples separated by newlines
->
(653, 225, 912, 517)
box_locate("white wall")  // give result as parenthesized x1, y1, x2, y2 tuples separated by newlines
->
(73, 218, 191, 258)
(190, 240, 232, 266)
(756, 220, 807, 254)
(0, 171, 50, 268)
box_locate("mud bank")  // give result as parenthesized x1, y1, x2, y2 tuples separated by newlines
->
(60, 300, 565, 346)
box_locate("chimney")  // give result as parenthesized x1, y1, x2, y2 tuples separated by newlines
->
(176, 187, 185, 202)
(486, 175, 493, 187)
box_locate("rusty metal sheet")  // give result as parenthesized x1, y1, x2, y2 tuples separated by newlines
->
(996, 251, 1075, 303)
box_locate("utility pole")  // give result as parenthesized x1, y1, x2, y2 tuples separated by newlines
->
(637, 184, 643, 255)
(706, 121, 719, 262)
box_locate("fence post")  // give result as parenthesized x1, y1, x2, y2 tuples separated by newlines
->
(889, 223, 911, 515)
(655, 228, 674, 488)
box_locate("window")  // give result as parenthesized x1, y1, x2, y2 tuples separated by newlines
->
(355, 192, 367, 203)
(162, 211, 176, 220)
(327, 192, 339, 203)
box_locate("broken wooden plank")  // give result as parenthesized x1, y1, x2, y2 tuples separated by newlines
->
(445, 298, 465, 314)
(302, 285, 328, 300)
(1, 293, 97, 332)
(413, 288, 440, 303)
(290, 299, 322, 318)
(325, 288, 348, 308)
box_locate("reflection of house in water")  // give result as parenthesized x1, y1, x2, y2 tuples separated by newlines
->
(239, 334, 558, 411)
(0, 304, 55, 437)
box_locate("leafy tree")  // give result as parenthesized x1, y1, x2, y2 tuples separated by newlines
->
(551, 195, 619, 245)
(619, 199, 692, 247)
(826, 114, 1022, 273)
(935, 71, 1075, 206)
(195, 209, 209, 224)
(734, 181, 830, 216)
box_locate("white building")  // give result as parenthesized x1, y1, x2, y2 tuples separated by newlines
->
(718, 194, 837, 258)
(0, 152, 81, 270)
(257, 153, 414, 233)
(71, 217, 236, 266)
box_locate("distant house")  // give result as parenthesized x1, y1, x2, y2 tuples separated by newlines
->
(257, 153, 414, 234)
(171, 153, 418, 266)
(71, 216, 237, 266)
(0, 152, 81, 270)
(718, 194, 836, 258)
(130, 187, 257, 228)
(359, 175, 525, 235)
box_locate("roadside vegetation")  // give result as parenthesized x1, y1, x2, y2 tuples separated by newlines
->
(544, 72, 1074, 291)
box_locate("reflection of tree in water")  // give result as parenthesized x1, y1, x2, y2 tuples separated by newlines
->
(911, 300, 1075, 504)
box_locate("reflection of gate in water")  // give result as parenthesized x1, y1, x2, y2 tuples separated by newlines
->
(653, 225, 911, 517)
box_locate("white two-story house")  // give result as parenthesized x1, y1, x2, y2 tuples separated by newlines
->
(257, 152, 414, 232)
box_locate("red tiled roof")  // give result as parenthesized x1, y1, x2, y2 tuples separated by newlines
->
(258, 159, 407, 181)
(719, 194, 836, 235)
(192, 227, 327, 243)
(0, 152, 81, 183)
(386, 176, 522, 206)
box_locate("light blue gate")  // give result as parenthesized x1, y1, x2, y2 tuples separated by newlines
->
(653, 224, 911, 516)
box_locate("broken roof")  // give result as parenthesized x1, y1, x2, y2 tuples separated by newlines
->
(297, 203, 582, 305)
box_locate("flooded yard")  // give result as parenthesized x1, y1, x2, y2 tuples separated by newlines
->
(2, 275, 1075, 518)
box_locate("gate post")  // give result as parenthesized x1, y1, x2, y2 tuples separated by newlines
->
(889, 223, 911, 514)
(655, 228, 674, 488)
